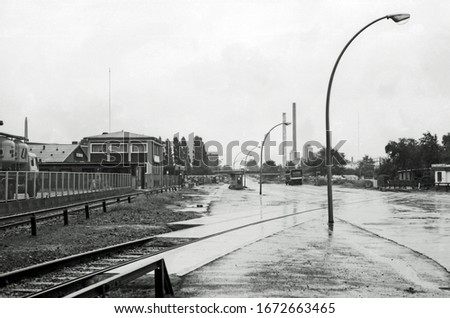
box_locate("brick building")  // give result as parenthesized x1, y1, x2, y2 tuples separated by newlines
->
(82, 131, 164, 188)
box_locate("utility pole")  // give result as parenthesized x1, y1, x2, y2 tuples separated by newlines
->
(292, 102, 297, 163)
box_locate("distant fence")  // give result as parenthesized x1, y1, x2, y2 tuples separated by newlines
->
(146, 174, 182, 189)
(0, 171, 132, 203)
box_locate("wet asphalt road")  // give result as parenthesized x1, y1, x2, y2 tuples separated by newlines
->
(230, 178, 450, 272)
(316, 184, 450, 272)
(168, 179, 450, 297)
(119, 179, 450, 297)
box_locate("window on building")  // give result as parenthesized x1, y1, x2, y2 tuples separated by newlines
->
(437, 171, 442, 182)
(131, 142, 147, 153)
(109, 143, 128, 153)
(153, 142, 161, 155)
(91, 143, 107, 153)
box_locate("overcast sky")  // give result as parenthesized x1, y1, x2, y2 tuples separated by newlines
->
(1, 0, 449, 165)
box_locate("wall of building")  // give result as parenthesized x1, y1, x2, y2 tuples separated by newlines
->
(435, 170, 450, 185)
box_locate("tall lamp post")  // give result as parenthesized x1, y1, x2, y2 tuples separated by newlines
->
(243, 145, 260, 187)
(232, 150, 246, 170)
(232, 145, 261, 187)
(325, 14, 410, 224)
(260, 122, 291, 195)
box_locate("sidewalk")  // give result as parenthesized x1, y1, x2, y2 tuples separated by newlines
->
(173, 217, 450, 297)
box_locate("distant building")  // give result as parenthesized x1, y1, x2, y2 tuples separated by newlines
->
(28, 141, 131, 173)
(431, 164, 450, 186)
(28, 142, 88, 167)
(343, 174, 358, 181)
(396, 168, 434, 188)
(82, 131, 163, 188)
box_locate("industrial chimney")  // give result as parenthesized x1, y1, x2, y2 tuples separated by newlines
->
(292, 102, 297, 162)
(24, 117, 29, 141)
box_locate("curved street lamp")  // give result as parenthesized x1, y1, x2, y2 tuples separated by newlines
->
(243, 145, 260, 187)
(232, 146, 255, 170)
(325, 14, 410, 224)
(232, 151, 243, 170)
(232, 145, 261, 187)
(260, 122, 291, 195)
(244, 145, 260, 168)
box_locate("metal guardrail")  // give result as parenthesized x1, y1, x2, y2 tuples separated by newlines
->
(64, 258, 174, 298)
(0, 186, 181, 235)
(0, 171, 132, 203)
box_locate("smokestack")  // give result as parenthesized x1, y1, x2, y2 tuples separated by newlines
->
(282, 112, 286, 167)
(24, 117, 28, 141)
(292, 102, 297, 160)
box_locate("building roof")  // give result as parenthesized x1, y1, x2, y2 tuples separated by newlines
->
(84, 131, 158, 141)
(431, 164, 450, 171)
(28, 143, 84, 163)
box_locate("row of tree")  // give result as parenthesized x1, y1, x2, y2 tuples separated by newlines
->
(162, 135, 292, 176)
(378, 132, 450, 177)
(300, 131, 450, 179)
(162, 135, 215, 175)
(161, 131, 450, 178)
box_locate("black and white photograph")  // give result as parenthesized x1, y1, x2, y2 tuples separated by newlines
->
(1, 0, 449, 316)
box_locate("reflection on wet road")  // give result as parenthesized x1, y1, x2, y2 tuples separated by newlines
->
(167, 178, 450, 276)
(252, 179, 450, 272)
(334, 188, 450, 272)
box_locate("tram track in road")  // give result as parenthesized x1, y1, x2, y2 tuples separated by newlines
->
(0, 192, 397, 298)
(334, 216, 450, 292)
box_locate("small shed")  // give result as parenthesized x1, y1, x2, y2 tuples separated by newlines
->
(431, 164, 450, 186)
(228, 171, 245, 190)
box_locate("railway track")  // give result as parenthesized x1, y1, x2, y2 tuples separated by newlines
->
(0, 236, 195, 298)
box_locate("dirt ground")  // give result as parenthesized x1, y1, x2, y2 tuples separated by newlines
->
(0, 187, 207, 274)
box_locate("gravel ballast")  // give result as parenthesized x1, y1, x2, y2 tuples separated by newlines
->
(0, 187, 209, 274)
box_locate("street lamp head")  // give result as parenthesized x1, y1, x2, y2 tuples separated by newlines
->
(387, 14, 410, 24)
(284, 122, 292, 126)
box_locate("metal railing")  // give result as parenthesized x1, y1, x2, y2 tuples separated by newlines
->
(0, 171, 132, 202)
(64, 258, 174, 298)
(162, 175, 182, 187)
(146, 173, 182, 189)
(1, 185, 181, 235)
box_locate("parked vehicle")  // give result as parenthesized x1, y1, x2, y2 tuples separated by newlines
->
(0, 132, 40, 200)
(285, 169, 303, 185)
